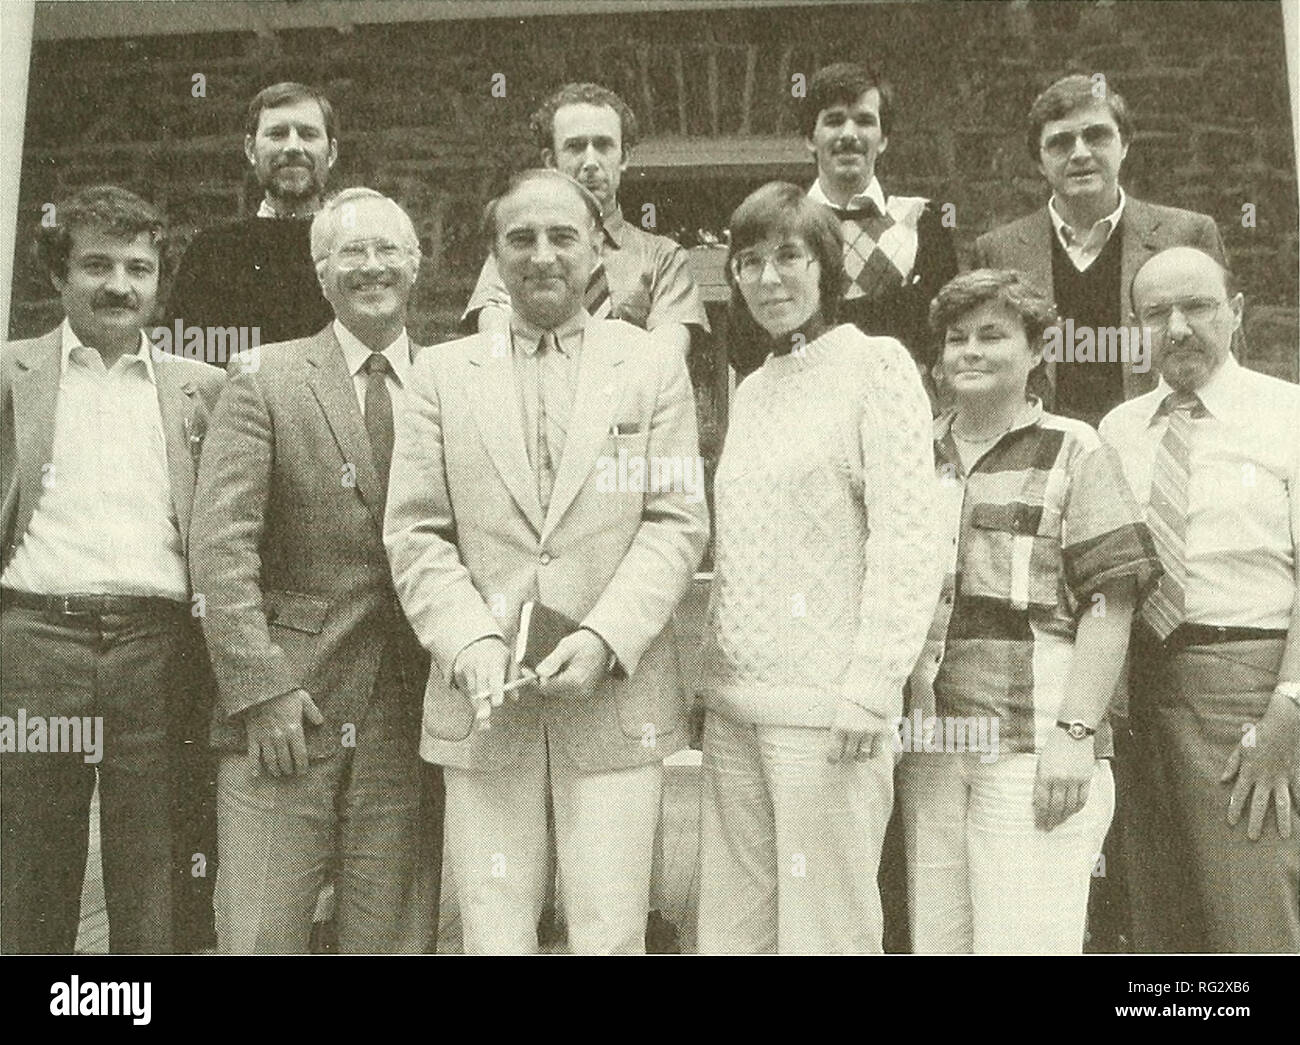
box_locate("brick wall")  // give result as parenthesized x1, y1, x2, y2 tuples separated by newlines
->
(9, 0, 1297, 379)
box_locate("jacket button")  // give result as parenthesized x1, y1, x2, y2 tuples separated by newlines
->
(540, 552, 552, 565)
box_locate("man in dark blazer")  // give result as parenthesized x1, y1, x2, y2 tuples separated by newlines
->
(1, 186, 223, 953)
(189, 188, 441, 953)
(975, 74, 1226, 428)
(780, 61, 957, 384)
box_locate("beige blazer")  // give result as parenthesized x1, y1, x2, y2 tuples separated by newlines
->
(385, 313, 709, 773)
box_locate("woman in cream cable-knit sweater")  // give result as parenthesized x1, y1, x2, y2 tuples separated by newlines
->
(696, 182, 942, 953)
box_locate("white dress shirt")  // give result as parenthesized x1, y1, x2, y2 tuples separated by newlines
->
(1048, 187, 1126, 272)
(2, 319, 188, 598)
(1099, 354, 1300, 630)
(332, 319, 412, 415)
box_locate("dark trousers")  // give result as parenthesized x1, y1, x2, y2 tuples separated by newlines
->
(1127, 628, 1300, 953)
(0, 603, 201, 954)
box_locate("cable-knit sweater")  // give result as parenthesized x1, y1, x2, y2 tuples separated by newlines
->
(700, 324, 942, 727)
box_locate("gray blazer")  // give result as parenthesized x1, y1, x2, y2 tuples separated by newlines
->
(974, 196, 1227, 404)
(1, 326, 223, 573)
(189, 324, 427, 755)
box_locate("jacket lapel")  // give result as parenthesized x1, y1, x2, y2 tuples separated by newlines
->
(541, 322, 623, 544)
(467, 334, 544, 535)
(1119, 198, 1162, 400)
(305, 327, 384, 530)
(7, 331, 62, 567)
(153, 357, 202, 551)
(1017, 209, 1055, 301)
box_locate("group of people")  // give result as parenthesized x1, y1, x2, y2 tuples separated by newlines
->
(1, 62, 1297, 956)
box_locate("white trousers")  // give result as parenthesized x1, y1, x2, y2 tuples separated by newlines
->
(443, 729, 661, 955)
(696, 711, 894, 954)
(899, 751, 1114, 954)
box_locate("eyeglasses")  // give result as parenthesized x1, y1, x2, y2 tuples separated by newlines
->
(1135, 297, 1224, 327)
(330, 239, 409, 268)
(1041, 123, 1118, 157)
(730, 246, 815, 284)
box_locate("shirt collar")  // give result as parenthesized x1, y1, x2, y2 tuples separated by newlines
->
(934, 396, 1044, 457)
(1148, 353, 1241, 425)
(256, 197, 315, 220)
(333, 318, 411, 387)
(509, 308, 588, 357)
(808, 175, 887, 214)
(60, 317, 156, 381)
(600, 208, 627, 250)
(1048, 186, 1127, 247)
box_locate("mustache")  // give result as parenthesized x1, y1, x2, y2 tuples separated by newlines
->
(94, 293, 137, 309)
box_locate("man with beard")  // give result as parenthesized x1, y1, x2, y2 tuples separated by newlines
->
(166, 82, 338, 357)
(1100, 247, 1300, 952)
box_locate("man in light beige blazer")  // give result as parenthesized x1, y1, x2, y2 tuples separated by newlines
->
(385, 169, 708, 954)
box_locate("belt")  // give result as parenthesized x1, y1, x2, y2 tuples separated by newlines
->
(1165, 623, 1287, 649)
(0, 588, 187, 622)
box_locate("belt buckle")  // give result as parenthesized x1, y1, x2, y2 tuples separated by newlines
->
(53, 595, 94, 622)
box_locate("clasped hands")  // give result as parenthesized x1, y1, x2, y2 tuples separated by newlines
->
(452, 629, 614, 731)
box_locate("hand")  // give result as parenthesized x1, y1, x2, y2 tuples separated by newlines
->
(1221, 692, 1300, 841)
(452, 636, 512, 731)
(536, 628, 612, 700)
(1034, 728, 1095, 830)
(244, 688, 324, 777)
(827, 700, 890, 764)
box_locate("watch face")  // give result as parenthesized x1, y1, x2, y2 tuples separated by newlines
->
(1068, 723, 1088, 740)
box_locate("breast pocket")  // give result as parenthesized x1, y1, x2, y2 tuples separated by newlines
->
(964, 503, 1061, 610)
(264, 590, 330, 634)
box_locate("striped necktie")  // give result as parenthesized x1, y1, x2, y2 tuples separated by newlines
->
(535, 332, 557, 511)
(1142, 391, 1206, 639)
(584, 262, 612, 319)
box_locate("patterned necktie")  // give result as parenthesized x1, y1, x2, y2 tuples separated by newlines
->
(1142, 391, 1205, 639)
(833, 200, 905, 301)
(535, 332, 557, 511)
(584, 261, 612, 319)
(363, 352, 394, 512)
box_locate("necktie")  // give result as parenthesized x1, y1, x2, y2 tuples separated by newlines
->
(1142, 391, 1204, 639)
(833, 201, 902, 301)
(364, 352, 394, 511)
(535, 332, 557, 511)
(585, 262, 612, 319)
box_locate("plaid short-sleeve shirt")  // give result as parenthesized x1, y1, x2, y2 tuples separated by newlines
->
(909, 399, 1161, 757)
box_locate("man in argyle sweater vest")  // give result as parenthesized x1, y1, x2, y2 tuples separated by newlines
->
(776, 62, 956, 390)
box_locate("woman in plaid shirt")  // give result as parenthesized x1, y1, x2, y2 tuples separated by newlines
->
(901, 270, 1161, 954)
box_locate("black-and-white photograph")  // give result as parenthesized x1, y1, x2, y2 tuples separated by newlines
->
(0, 0, 1296, 985)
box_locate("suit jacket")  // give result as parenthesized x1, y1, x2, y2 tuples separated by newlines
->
(385, 314, 709, 773)
(1, 326, 223, 575)
(1, 327, 224, 743)
(188, 325, 428, 755)
(974, 196, 1226, 404)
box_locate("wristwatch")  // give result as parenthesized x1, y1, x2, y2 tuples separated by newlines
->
(1275, 681, 1300, 711)
(1056, 719, 1097, 741)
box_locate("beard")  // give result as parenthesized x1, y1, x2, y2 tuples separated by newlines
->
(263, 162, 325, 202)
